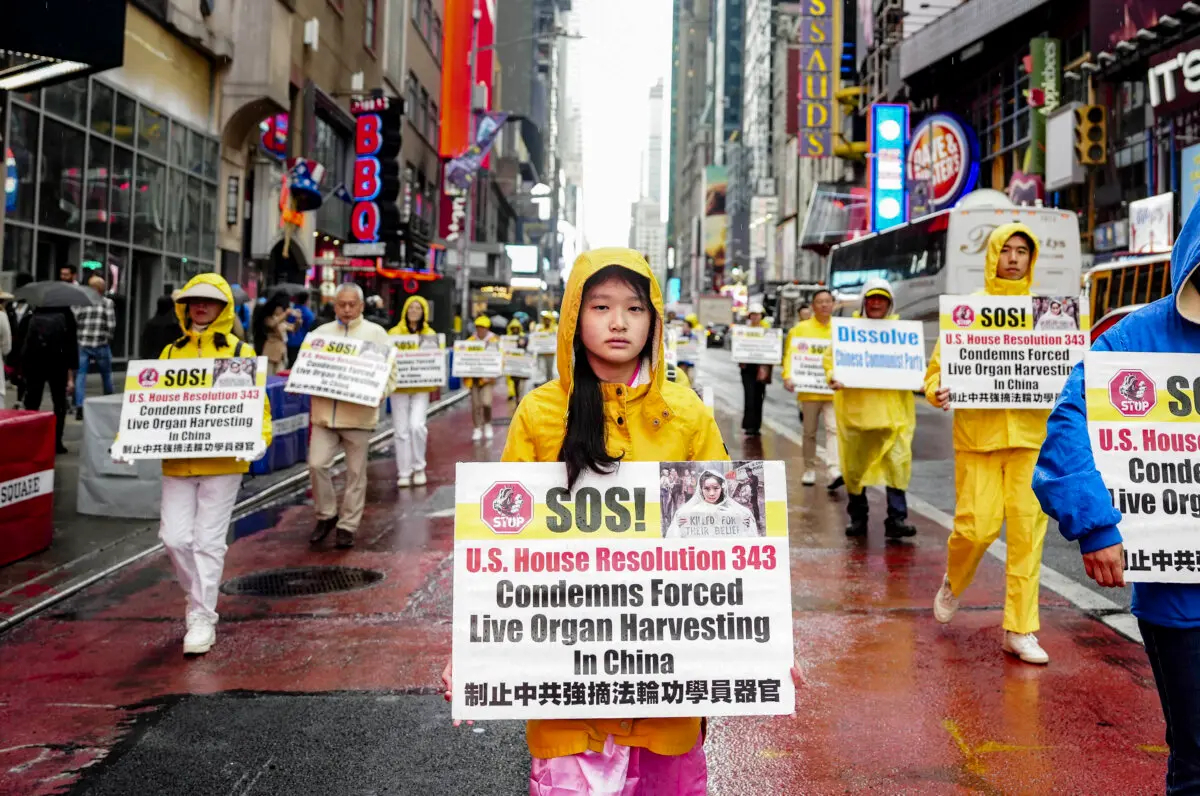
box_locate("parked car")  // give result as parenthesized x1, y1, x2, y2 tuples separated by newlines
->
(706, 323, 730, 348)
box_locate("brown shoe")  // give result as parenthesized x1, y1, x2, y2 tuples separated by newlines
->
(335, 528, 355, 549)
(310, 515, 338, 544)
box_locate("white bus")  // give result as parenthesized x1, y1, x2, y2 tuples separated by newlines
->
(827, 203, 1084, 343)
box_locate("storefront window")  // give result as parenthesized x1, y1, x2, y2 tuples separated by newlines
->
(45, 78, 88, 125)
(3, 80, 219, 361)
(39, 119, 86, 231)
(6, 104, 38, 223)
(85, 138, 113, 239)
(134, 155, 166, 248)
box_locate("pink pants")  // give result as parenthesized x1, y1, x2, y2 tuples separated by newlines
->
(529, 736, 707, 796)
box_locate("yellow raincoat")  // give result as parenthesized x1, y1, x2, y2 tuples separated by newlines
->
(923, 221, 1048, 634)
(502, 247, 727, 760)
(822, 283, 914, 495)
(159, 273, 273, 478)
(782, 316, 834, 403)
(388, 295, 438, 395)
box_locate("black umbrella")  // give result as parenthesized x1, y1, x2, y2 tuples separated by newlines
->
(14, 281, 100, 308)
(269, 283, 309, 297)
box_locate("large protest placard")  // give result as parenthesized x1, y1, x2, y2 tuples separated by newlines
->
(665, 328, 680, 366)
(286, 334, 395, 407)
(452, 339, 505, 379)
(390, 333, 446, 390)
(787, 337, 833, 395)
(115, 356, 267, 459)
(730, 326, 783, 365)
(452, 460, 794, 721)
(677, 334, 701, 362)
(939, 295, 1086, 408)
(1087, 352, 1200, 583)
(500, 334, 523, 352)
(830, 318, 926, 390)
(528, 331, 557, 355)
(503, 349, 538, 379)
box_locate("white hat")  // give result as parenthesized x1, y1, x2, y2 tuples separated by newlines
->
(748, 303, 765, 315)
(175, 282, 228, 303)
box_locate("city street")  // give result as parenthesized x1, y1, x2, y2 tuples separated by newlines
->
(0, 350, 1168, 795)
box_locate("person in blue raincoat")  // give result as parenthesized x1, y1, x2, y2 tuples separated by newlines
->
(1033, 206, 1200, 795)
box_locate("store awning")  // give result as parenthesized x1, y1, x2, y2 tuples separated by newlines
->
(898, 0, 1050, 80)
(0, 0, 126, 91)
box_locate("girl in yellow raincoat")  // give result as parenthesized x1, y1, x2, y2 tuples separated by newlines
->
(387, 295, 438, 487)
(444, 248, 729, 794)
(925, 223, 1051, 665)
(824, 278, 916, 538)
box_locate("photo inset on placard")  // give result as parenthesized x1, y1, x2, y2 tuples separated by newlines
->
(1033, 297, 1079, 331)
(359, 340, 391, 361)
(419, 333, 441, 351)
(211, 357, 256, 388)
(660, 460, 765, 538)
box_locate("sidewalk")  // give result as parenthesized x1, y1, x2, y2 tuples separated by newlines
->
(0, 387, 1170, 795)
(0, 374, 467, 628)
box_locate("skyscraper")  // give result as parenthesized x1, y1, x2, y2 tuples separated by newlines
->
(632, 80, 668, 289)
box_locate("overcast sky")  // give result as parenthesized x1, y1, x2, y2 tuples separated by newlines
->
(578, 0, 673, 249)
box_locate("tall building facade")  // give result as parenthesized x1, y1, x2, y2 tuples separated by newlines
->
(741, 0, 777, 282)
(631, 80, 667, 288)
(669, 0, 713, 301)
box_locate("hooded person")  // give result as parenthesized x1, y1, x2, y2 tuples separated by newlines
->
(667, 467, 757, 538)
(387, 295, 439, 487)
(782, 288, 840, 491)
(823, 277, 916, 539)
(484, 247, 727, 792)
(925, 223, 1051, 666)
(128, 273, 272, 655)
(739, 302, 771, 437)
(505, 316, 530, 402)
(465, 314, 499, 440)
(1033, 207, 1200, 791)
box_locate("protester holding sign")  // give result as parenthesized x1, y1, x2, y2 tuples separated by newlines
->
(387, 295, 438, 488)
(736, 304, 773, 437)
(824, 279, 916, 539)
(306, 283, 395, 549)
(926, 223, 1052, 665)
(444, 248, 730, 793)
(463, 316, 500, 441)
(1034, 210, 1200, 791)
(125, 273, 273, 656)
(782, 289, 840, 490)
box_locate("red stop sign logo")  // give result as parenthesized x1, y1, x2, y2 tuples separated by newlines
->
(481, 481, 534, 535)
(1108, 369, 1156, 417)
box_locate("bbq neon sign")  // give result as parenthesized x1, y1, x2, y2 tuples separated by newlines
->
(349, 96, 402, 259)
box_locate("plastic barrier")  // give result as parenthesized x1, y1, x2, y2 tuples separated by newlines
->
(250, 375, 310, 475)
(0, 409, 55, 565)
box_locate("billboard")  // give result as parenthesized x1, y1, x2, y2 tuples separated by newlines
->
(348, 96, 402, 261)
(704, 165, 729, 273)
(868, 104, 909, 233)
(906, 114, 979, 212)
(793, 0, 842, 158)
(1091, 1, 1182, 52)
(1026, 38, 1061, 177)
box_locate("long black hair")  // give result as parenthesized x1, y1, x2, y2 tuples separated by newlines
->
(252, 293, 290, 352)
(558, 266, 657, 491)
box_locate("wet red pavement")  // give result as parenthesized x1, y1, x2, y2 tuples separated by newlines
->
(0, 390, 1170, 795)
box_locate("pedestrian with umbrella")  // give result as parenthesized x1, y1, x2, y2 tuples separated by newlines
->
(13, 279, 95, 453)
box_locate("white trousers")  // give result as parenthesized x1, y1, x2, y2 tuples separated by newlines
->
(389, 391, 430, 477)
(159, 473, 242, 625)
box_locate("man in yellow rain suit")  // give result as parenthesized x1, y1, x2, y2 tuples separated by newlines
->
(925, 223, 1050, 665)
(783, 288, 840, 490)
(824, 278, 916, 538)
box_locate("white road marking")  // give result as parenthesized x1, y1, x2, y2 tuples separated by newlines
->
(707, 378, 1143, 645)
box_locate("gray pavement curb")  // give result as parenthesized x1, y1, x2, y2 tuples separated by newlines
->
(0, 389, 471, 635)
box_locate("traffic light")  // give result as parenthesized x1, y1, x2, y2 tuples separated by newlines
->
(1074, 105, 1107, 166)
(406, 218, 431, 271)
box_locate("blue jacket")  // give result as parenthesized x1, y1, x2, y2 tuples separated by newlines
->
(1033, 209, 1200, 629)
(287, 304, 315, 348)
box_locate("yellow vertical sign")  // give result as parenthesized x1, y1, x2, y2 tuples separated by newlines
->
(798, 0, 841, 158)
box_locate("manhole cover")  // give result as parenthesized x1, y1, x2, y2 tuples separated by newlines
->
(221, 566, 384, 597)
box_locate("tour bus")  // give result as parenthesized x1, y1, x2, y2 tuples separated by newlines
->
(826, 198, 1084, 348)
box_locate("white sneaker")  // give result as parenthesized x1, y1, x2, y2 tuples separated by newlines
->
(412, 470, 427, 486)
(1004, 631, 1049, 665)
(471, 428, 483, 441)
(484, 424, 494, 440)
(396, 474, 412, 487)
(801, 470, 817, 486)
(933, 574, 960, 624)
(183, 620, 216, 655)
